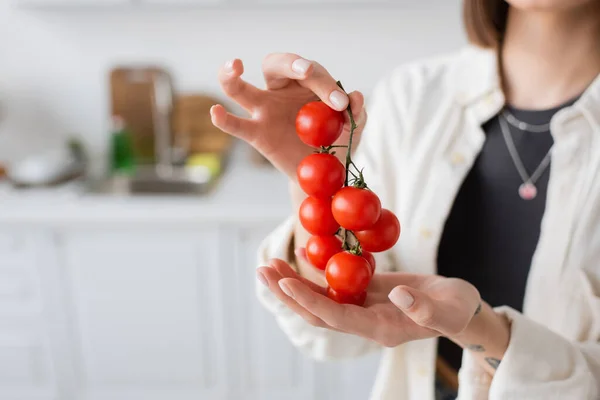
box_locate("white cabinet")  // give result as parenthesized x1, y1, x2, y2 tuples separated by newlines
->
(0, 231, 57, 400)
(0, 330, 55, 400)
(59, 228, 227, 400)
(0, 221, 381, 400)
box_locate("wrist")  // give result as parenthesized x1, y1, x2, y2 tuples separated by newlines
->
(448, 302, 512, 375)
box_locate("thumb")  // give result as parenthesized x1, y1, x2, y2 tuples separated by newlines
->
(388, 286, 441, 331)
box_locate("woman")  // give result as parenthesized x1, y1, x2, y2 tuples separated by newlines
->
(211, 0, 600, 399)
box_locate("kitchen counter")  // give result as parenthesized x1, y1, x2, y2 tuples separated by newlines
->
(0, 144, 292, 226)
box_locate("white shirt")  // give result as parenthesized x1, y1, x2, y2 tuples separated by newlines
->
(255, 46, 600, 400)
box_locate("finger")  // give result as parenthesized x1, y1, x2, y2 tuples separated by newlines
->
(346, 91, 367, 139)
(262, 53, 313, 90)
(294, 247, 308, 263)
(279, 277, 377, 338)
(218, 59, 263, 111)
(348, 91, 365, 118)
(210, 104, 257, 140)
(268, 258, 327, 296)
(257, 266, 329, 328)
(262, 53, 349, 111)
(388, 285, 441, 331)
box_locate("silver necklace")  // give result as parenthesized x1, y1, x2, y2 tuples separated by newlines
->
(499, 111, 553, 200)
(503, 109, 551, 133)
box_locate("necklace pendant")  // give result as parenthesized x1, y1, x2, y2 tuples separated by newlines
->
(519, 183, 537, 200)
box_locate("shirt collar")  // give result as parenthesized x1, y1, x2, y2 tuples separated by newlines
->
(574, 73, 600, 131)
(452, 47, 500, 104)
(453, 45, 600, 130)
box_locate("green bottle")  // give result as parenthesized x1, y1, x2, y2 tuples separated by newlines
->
(110, 115, 136, 175)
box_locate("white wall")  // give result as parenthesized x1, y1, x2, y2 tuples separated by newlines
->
(0, 1, 466, 170)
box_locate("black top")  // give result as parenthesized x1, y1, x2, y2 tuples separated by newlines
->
(436, 99, 576, 373)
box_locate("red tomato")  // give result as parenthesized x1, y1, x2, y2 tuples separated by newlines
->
(361, 250, 376, 274)
(325, 252, 372, 295)
(331, 187, 382, 231)
(297, 154, 345, 198)
(296, 101, 345, 148)
(327, 286, 367, 306)
(299, 197, 340, 236)
(355, 209, 401, 252)
(306, 235, 343, 270)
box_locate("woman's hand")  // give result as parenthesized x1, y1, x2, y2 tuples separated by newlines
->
(257, 257, 481, 347)
(211, 54, 367, 178)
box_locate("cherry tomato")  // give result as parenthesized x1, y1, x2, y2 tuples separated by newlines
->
(331, 187, 382, 231)
(355, 209, 401, 252)
(306, 235, 343, 270)
(327, 286, 367, 306)
(325, 252, 372, 295)
(297, 154, 345, 199)
(299, 197, 340, 236)
(296, 101, 345, 148)
(361, 250, 376, 274)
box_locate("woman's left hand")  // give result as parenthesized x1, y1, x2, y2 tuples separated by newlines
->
(258, 257, 481, 347)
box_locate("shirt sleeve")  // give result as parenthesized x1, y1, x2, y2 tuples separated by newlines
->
(458, 306, 600, 400)
(254, 73, 408, 361)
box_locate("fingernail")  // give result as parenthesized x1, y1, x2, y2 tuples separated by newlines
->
(329, 90, 349, 110)
(279, 282, 295, 299)
(224, 60, 234, 73)
(256, 271, 268, 287)
(294, 248, 305, 258)
(389, 288, 414, 310)
(292, 58, 311, 75)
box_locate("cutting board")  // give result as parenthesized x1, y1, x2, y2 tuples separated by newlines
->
(172, 94, 233, 155)
(110, 67, 173, 164)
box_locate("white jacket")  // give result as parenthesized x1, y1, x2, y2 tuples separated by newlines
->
(256, 46, 600, 400)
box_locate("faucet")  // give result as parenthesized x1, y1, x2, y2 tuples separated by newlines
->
(151, 71, 174, 177)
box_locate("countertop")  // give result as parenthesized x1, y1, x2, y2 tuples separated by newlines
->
(0, 145, 292, 226)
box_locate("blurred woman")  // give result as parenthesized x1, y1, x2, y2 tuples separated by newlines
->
(211, 1, 600, 399)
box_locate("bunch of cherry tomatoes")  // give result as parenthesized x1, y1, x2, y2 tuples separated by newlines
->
(295, 97, 401, 306)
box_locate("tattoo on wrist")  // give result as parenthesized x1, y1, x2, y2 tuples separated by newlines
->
(474, 302, 482, 316)
(485, 357, 501, 370)
(466, 344, 485, 352)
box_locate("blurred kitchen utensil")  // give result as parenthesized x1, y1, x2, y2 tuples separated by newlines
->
(110, 66, 173, 165)
(7, 141, 86, 187)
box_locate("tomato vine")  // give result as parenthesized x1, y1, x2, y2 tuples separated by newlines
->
(336, 81, 367, 254)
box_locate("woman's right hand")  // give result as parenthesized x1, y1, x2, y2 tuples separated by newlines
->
(211, 53, 367, 179)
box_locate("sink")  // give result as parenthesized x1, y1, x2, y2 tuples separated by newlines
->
(85, 165, 219, 195)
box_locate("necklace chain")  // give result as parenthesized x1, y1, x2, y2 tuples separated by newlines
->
(503, 109, 551, 133)
(499, 112, 553, 187)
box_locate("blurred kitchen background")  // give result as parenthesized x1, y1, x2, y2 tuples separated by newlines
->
(0, 1, 465, 399)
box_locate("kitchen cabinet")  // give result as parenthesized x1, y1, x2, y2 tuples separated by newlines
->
(59, 229, 227, 400)
(0, 231, 58, 400)
(0, 221, 381, 400)
(0, 150, 380, 399)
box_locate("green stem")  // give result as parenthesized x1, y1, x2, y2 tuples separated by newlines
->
(337, 81, 358, 186)
(337, 80, 360, 251)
